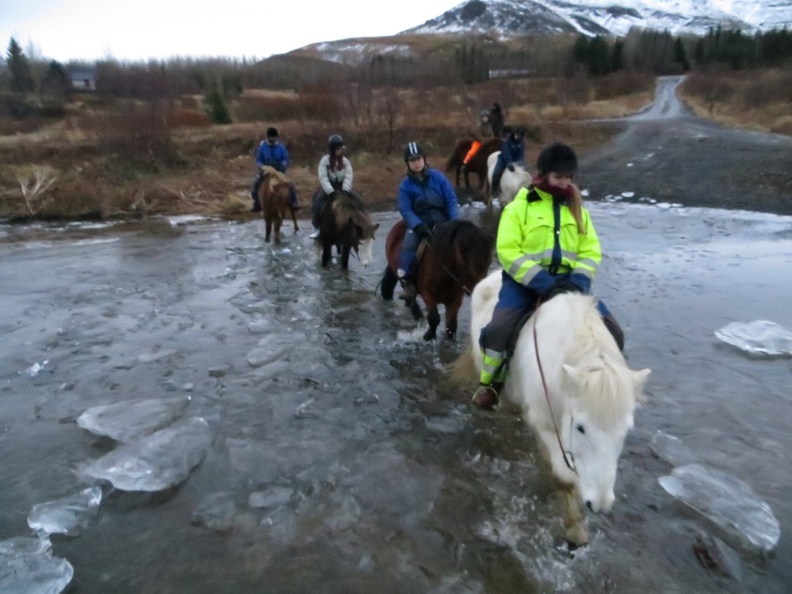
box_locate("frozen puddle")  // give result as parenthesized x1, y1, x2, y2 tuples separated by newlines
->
(715, 320, 792, 356)
(83, 417, 212, 491)
(659, 463, 780, 554)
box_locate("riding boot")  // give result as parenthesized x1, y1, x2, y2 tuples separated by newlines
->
(471, 381, 502, 411)
(602, 314, 625, 351)
(251, 199, 261, 213)
(289, 186, 300, 210)
(398, 278, 417, 302)
(491, 166, 504, 196)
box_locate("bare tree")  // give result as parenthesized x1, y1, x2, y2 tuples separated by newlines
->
(17, 166, 58, 216)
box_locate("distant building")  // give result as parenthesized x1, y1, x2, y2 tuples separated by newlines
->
(70, 70, 96, 91)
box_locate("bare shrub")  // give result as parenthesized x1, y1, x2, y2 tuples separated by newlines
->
(591, 70, 654, 100)
(167, 108, 211, 128)
(86, 100, 178, 169)
(16, 165, 58, 215)
(740, 71, 792, 110)
(681, 73, 738, 113)
(234, 95, 295, 122)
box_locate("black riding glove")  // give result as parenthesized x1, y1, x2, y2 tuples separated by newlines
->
(507, 164, 515, 172)
(547, 280, 582, 299)
(413, 224, 431, 240)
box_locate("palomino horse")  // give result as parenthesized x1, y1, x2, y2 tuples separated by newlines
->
(380, 219, 494, 341)
(257, 165, 299, 244)
(486, 151, 532, 207)
(458, 270, 650, 546)
(315, 191, 379, 270)
(445, 138, 502, 192)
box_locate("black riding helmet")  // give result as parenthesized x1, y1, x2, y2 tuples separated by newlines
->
(266, 127, 278, 138)
(328, 134, 344, 152)
(537, 142, 578, 176)
(404, 141, 425, 163)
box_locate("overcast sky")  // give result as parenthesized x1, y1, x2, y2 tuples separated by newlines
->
(2, 0, 460, 63)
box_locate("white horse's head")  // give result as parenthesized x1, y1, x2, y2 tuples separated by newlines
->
(560, 360, 651, 512)
(356, 221, 379, 267)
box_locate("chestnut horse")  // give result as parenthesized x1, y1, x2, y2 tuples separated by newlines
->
(315, 191, 379, 270)
(257, 165, 299, 244)
(380, 219, 494, 340)
(445, 138, 502, 192)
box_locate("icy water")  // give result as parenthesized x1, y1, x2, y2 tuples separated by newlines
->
(1, 201, 791, 593)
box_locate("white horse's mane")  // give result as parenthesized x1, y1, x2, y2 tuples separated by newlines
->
(562, 296, 639, 429)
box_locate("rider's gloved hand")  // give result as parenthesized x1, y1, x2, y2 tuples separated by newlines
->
(507, 164, 515, 172)
(547, 280, 582, 299)
(413, 224, 431, 240)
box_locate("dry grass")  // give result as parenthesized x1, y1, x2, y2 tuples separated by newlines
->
(679, 69, 792, 134)
(0, 72, 773, 221)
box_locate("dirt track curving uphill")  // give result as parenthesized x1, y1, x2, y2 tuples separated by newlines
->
(580, 76, 792, 216)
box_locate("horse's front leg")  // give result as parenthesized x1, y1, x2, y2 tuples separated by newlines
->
(321, 242, 332, 267)
(274, 219, 282, 245)
(264, 217, 272, 243)
(340, 245, 351, 270)
(444, 305, 460, 340)
(290, 207, 300, 233)
(423, 304, 440, 341)
(463, 168, 472, 190)
(557, 479, 589, 546)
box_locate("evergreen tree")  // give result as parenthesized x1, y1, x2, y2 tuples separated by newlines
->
(6, 38, 35, 93)
(673, 38, 691, 71)
(588, 36, 611, 75)
(40, 60, 71, 99)
(205, 90, 232, 124)
(610, 40, 624, 72)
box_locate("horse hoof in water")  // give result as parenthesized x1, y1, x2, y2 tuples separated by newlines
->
(422, 328, 437, 341)
(565, 523, 589, 547)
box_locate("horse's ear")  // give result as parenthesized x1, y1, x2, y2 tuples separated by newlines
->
(562, 363, 582, 394)
(632, 368, 651, 402)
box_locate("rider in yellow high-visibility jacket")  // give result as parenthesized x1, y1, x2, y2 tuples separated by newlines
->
(472, 142, 624, 411)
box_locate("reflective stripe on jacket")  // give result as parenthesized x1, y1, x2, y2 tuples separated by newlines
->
(497, 186, 600, 288)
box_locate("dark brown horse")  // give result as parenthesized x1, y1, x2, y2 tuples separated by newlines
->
(380, 219, 494, 340)
(258, 165, 299, 244)
(445, 138, 502, 192)
(316, 191, 379, 270)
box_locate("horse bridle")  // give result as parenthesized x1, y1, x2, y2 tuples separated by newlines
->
(532, 300, 578, 474)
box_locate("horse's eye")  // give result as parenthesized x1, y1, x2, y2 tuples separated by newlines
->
(576, 424, 586, 435)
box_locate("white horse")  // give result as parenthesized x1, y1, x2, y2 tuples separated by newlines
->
(457, 270, 650, 545)
(486, 151, 532, 207)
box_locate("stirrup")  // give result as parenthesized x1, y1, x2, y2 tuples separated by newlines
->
(471, 385, 499, 411)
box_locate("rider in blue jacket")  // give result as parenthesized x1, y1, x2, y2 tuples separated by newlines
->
(397, 141, 460, 301)
(250, 127, 298, 212)
(491, 127, 525, 197)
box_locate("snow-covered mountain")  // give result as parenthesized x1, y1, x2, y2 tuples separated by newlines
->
(405, 0, 792, 37)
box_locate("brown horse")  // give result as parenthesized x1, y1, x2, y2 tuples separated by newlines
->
(445, 138, 502, 192)
(316, 191, 379, 270)
(380, 219, 494, 340)
(258, 165, 299, 244)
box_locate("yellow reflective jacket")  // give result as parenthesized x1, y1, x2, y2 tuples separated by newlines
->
(497, 186, 601, 292)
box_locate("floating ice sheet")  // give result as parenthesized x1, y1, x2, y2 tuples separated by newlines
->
(27, 486, 102, 536)
(77, 396, 191, 442)
(715, 320, 792, 356)
(650, 431, 697, 467)
(84, 417, 212, 491)
(0, 536, 73, 594)
(659, 464, 780, 554)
